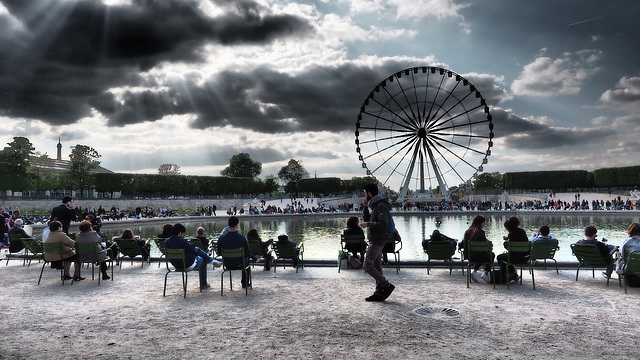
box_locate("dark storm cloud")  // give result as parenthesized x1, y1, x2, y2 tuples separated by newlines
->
(0, 0, 313, 125)
(101, 61, 425, 132)
(490, 108, 616, 149)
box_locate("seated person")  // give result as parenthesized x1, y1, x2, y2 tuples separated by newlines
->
(217, 216, 252, 288)
(576, 225, 616, 279)
(497, 216, 529, 284)
(194, 226, 210, 252)
(530, 225, 556, 242)
(1, 216, 9, 248)
(422, 229, 457, 255)
(74, 220, 111, 280)
(118, 228, 151, 261)
(165, 223, 216, 290)
(44, 220, 84, 281)
(157, 223, 173, 239)
(459, 215, 494, 283)
(277, 231, 301, 267)
(343, 216, 366, 261)
(7, 218, 29, 253)
(617, 223, 640, 285)
(247, 228, 273, 270)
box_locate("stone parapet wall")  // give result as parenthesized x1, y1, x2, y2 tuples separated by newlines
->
(0, 198, 255, 215)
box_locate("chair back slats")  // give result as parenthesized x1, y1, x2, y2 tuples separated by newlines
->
(530, 239, 559, 260)
(426, 241, 455, 260)
(273, 242, 297, 258)
(626, 251, 640, 273)
(571, 244, 608, 266)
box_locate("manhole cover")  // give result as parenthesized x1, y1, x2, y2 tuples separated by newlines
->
(413, 306, 459, 317)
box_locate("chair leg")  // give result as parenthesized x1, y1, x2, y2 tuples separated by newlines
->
(163, 272, 169, 297)
(220, 270, 225, 296)
(38, 261, 47, 285)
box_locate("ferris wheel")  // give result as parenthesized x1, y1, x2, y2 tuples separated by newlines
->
(355, 66, 494, 200)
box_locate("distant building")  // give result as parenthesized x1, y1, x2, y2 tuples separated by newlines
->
(29, 138, 113, 174)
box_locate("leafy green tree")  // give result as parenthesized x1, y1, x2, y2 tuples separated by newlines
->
(473, 172, 503, 190)
(221, 153, 262, 178)
(278, 159, 309, 184)
(158, 163, 181, 175)
(63, 144, 101, 197)
(263, 175, 280, 195)
(0, 136, 35, 190)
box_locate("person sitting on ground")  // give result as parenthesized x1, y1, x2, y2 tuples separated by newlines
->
(74, 220, 111, 280)
(165, 223, 216, 290)
(118, 228, 151, 261)
(277, 231, 300, 268)
(157, 223, 173, 239)
(7, 218, 29, 253)
(194, 226, 210, 253)
(497, 216, 529, 284)
(246, 228, 273, 270)
(459, 214, 494, 283)
(343, 216, 366, 262)
(217, 216, 252, 288)
(576, 225, 616, 279)
(44, 220, 84, 281)
(529, 225, 556, 242)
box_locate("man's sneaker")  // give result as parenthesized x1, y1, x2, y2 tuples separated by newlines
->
(470, 271, 480, 283)
(102, 274, 111, 280)
(379, 283, 395, 301)
(601, 271, 610, 279)
(200, 283, 211, 290)
(480, 272, 491, 283)
(212, 260, 222, 268)
(365, 293, 385, 302)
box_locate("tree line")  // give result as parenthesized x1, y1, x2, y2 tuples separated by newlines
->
(0, 136, 374, 198)
(2, 136, 638, 198)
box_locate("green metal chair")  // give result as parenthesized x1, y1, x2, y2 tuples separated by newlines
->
(623, 250, 640, 294)
(6, 233, 28, 266)
(339, 233, 367, 273)
(529, 239, 560, 274)
(382, 235, 402, 274)
(501, 241, 534, 290)
(39, 242, 71, 286)
(571, 243, 620, 287)
(273, 241, 304, 273)
(113, 238, 147, 268)
(220, 247, 251, 296)
(425, 241, 456, 275)
(153, 238, 167, 268)
(19, 237, 43, 267)
(248, 240, 271, 270)
(466, 241, 495, 289)
(163, 248, 199, 298)
(75, 242, 114, 286)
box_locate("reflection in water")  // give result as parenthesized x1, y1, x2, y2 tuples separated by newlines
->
(101, 213, 640, 262)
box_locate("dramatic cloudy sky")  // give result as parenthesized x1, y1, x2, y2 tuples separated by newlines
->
(1, 0, 639, 191)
